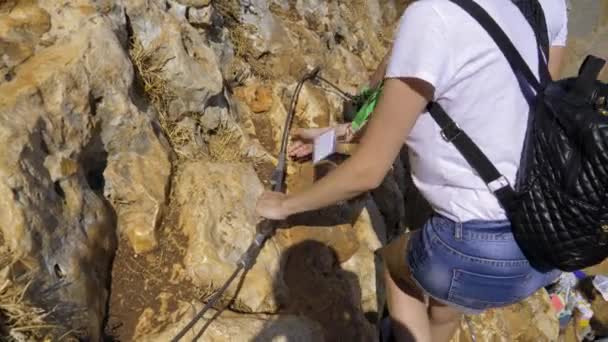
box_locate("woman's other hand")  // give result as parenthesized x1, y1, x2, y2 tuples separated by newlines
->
(288, 127, 330, 159)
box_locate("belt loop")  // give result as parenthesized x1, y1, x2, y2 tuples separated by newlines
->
(454, 221, 463, 240)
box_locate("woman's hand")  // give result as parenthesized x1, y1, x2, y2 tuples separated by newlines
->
(256, 191, 290, 220)
(288, 125, 352, 159)
(288, 127, 329, 159)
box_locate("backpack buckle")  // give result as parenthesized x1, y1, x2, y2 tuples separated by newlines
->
(440, 122, 463, 142)
(487, 175, 510, 193)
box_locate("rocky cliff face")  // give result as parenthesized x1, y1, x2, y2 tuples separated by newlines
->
(0, 0, 605, 341)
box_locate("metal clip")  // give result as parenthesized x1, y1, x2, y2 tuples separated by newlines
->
(487, 176, 510, 193)
(440, 122, 462, 142)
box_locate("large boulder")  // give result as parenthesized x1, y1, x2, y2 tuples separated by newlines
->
(0, 7, 117, 339)
(0, 1, 172, 338)
(174, 161, 283, 313)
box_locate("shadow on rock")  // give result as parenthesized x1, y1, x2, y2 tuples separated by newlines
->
(254, 240, 376, 341)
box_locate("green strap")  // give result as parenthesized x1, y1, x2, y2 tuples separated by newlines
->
(351, 82, 383, 132)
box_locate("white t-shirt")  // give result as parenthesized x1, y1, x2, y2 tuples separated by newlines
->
(386, 0, 568, 222)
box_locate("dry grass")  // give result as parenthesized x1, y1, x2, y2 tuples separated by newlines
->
(129, 39, 187, 151)
(0, 278, 56, 340)
(0, 245, 59, 341)
(214, 0, 241, 24)
(214, 1, 271, 79)
(130, 39, 175, 122)
(207, 124, 242, 162)
(128, 12, 277, 172)
(130, 38, 253, 163)
(227, 23, 271, 79)
(268, 2, 302, 24)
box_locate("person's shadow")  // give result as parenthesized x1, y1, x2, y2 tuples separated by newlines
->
(253, 240, 376, 341)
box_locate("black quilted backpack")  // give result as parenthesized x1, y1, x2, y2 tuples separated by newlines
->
(427, 0, 608, 272)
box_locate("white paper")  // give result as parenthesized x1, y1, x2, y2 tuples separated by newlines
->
(593, 275, 608, 301)
(313, 129, 337, 164)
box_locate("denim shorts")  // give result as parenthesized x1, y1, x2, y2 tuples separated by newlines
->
(407, 214, 561, 313)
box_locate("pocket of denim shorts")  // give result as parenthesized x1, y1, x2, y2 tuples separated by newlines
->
(448, 269, 529, 309)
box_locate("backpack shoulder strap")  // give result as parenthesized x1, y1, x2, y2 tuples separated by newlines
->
(511, 0, 551, 84)
(426, 102, 520, 210)
(511, 0, 550, 57)
(575, 55, 607, 99)
(425, 0, 549, 210)
(449, 0, 544, 92)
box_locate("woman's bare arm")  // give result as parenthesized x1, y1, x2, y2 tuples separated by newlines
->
(368, 49, 392, 89)
(548, 46, 566, 80)
(257, 77, 433, 219)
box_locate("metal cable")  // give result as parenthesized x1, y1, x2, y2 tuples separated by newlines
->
(191, 268, 250, 341)
(273, 67, 321, 192)
(170, 266, 243, 342)
(315, 76, 355, 101)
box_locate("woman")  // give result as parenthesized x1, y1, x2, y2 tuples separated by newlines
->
(256, 0, 569, 341)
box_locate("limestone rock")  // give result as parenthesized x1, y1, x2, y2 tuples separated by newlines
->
(174, 161, 283, 313)
(272, 163, 383, 339)
(238, 0, 292, 59)
(0, 14, 120, 340)
(585, 259, 608, 276)
(136, 301, 325, 341)
(0, 1, 50, 80)
(293, 84, 332, 128)
(234, 83, 274, 113)
(277, 238, 377, 341)
(200, 105, 225, 131)
(174, 0, 211, 8)
(103, 118, 172, 254)
(342, 199, 386, 318)
(126, 0, 224, 119)
(0, 1, 173, 337)
(186, 4, 214, 26)
(451, 289, 559, 342)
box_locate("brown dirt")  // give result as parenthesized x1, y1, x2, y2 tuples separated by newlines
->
(104, 212, 197, 341)
(249, 106, 278, 186)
